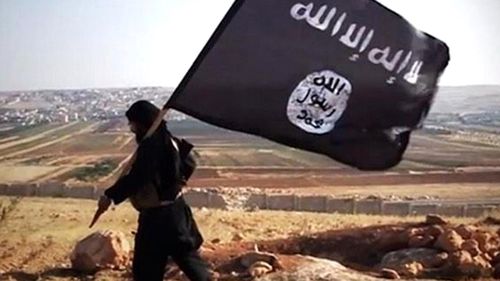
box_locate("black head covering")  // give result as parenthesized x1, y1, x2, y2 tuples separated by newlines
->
(126, 100, 166, 143)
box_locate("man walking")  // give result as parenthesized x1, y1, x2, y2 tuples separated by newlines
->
(96, 100, 212, 281)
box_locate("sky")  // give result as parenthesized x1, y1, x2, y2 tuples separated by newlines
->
(0, 0, 499, 91)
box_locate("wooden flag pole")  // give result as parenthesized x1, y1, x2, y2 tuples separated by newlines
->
(89, 107, 170, 228)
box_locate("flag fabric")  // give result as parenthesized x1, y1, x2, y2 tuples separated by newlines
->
(166, 0, 450, 170)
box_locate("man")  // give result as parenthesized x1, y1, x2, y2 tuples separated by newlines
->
(97, 100, 212, 281)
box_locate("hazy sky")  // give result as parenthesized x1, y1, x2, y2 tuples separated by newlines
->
(1, 0, 499, 91)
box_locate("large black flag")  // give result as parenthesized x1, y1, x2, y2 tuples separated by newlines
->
(166, 0, 450, 170)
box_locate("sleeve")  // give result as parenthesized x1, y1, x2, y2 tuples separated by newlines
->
(104, 142, 155, 205)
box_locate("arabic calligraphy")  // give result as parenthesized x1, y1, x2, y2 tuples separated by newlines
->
(287, 70, 352, 134)
(290, 2, 424, 85)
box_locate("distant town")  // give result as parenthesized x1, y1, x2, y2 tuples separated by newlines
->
(0, 86, 499, 134)
(0, 87, 186, 126)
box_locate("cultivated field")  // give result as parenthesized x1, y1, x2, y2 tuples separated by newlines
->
(0, 119, 499, 201)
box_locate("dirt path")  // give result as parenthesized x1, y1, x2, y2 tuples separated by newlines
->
(0, 122, 76, 151)
(0, 123, 99, 162)
(0, 136, 20, 145)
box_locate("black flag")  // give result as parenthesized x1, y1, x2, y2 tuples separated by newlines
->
(166, 0, 450, 170)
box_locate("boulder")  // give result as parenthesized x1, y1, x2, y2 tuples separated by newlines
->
(473, 231, 494, 253)
(425, 214, 447, 225)
(434, 229, 464, 253)
(462, 239, 482, 257)
(454, 225, 478, 240)
(425, 225, 445, 237)
(459, 255, 492, 277)
(380, 248, 447, 277)
(70, 230, 130, 273)
(400, 262, 424, 277)
(258, 256, 403, 281)
(448, 250, 492, 278)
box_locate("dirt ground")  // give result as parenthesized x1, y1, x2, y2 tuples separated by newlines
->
(1, 196, 493, 281)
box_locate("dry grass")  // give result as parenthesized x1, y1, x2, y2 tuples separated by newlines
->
(0, 165, 60, 182)
(0, 196, 479, 247)
(0, 196, 494, 280)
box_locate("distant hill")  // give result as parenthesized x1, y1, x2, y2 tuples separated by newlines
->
(431, 85, 500, 114)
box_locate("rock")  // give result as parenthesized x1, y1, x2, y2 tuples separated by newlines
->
(426, 214, 447, 225)
(232, 233, 245, 242)
(448, 250, 473, 267)
(239, 251, 282, 270)
(483, 216, 500, 225)
(248, 261, 273, 278)
(461, 255, 492, 277)
(258, 256, 396, 281)
(380, 248, 446, 277)
(480, 252, 492, 262)
(409, 235, 435, 248)
(455, 224, 478, 240)
(448, 250, 492, 278)
(434, 229, 464, 253)
(400, 262, 424, 277)
(380, 268, 401, 279)
(462, 239, 482, 257)
(70, 230, 130, 273)
(425, 225, 445, 237)
(473, 231, 493, 253)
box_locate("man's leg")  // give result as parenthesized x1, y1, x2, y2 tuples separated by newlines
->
(172, 250, 212, 281)
(133, 218, 169, 281)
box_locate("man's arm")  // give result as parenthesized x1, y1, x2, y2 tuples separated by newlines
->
(104, 142, 155, 205)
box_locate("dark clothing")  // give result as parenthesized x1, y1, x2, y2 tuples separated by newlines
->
(133, 198, 210, 281)
(104, 116, 210, 281)
(105, 124, 182, 205)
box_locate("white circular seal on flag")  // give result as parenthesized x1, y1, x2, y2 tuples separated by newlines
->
(287, 70, 352, 134)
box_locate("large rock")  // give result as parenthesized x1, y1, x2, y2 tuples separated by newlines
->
(434, 230, 464, 253)
(380, 248, 447, 277)
(257, 256, 416, 281)
(425, 214, 448, 225)
(462, 239, 481, 257)
(454, 225, 478, 240)
(70, 230, 130, 272)
(447, 250, 493, 278)
(472, 231, 495, 253)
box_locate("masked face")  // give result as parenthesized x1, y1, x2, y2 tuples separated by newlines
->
(128, 121, 139, 134)
(128, 120, 147, 143)
(287, 70, 352, 134)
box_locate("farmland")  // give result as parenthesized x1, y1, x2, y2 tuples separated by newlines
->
(0, 117, 498, 200)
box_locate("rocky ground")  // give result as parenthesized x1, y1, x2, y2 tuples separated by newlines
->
(1, 196, 500, 280)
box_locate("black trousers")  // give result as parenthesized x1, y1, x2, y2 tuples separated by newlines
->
(132, 198, 211, 281)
